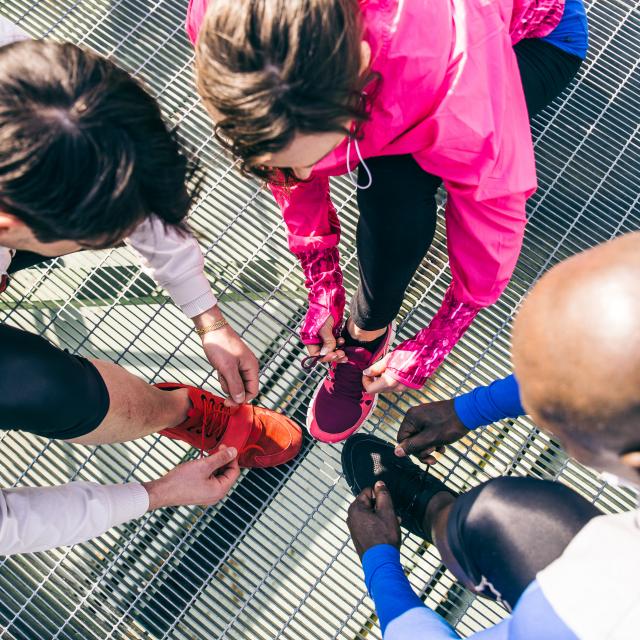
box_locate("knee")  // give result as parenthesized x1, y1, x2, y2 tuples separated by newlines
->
(462, 477, 526, 536)
(0, 330, 106, 436)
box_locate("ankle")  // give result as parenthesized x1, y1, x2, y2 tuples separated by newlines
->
(348, 318, 386, 343)
(161, 388, 192, 429)
(422, 490, 455, 539)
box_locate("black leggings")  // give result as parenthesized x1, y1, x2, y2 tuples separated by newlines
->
(446, 476, 601, 609)
(351, 40, 583, 329)
(0, 254, 110, 439)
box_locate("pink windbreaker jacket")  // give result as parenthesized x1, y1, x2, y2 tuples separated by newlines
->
(187, 0, 564, 388)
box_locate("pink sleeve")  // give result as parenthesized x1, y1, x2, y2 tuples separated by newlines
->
(270, 175, 346, 345)
(386, 189, 527, 388)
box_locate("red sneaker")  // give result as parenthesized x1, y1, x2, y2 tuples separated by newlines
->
(156, 383, 303, 468)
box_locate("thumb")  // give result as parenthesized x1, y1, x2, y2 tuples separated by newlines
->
(205, 445, 238, 472)
(363, 355, 389, 378)
(374, 481, 395, 514)
(318, 325, 337, 356)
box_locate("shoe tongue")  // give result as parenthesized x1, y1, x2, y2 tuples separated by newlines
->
(218, 403, 253, 451)
(341, 346, 374, 370)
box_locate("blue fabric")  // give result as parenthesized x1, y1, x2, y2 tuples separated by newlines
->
(385, 607, 460, 639)
(541, 0, 589, 59)
(453, 374, 525, 430)
(362, 548, 577, 639)
(362, 545, 426, 635)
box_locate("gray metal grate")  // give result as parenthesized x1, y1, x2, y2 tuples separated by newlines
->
(0, 1, 638, 638)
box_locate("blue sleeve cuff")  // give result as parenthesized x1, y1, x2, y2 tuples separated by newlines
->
(454, 374, 525, 430)
(361, 544, 426, 634)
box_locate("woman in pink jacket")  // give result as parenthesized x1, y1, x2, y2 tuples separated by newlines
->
(189, 0, 588, 443)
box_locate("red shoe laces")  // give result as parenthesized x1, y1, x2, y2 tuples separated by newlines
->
(199, 394, 232, 458)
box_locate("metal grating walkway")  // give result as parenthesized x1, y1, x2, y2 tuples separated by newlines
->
(0, 1, 638, 638)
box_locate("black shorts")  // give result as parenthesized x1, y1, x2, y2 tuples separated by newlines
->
(1, 252, 110, 439)
(446, 476, 601, 609)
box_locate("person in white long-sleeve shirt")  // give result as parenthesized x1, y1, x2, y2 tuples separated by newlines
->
(0, 445, 240, 556)
(0, 19, 304, 553)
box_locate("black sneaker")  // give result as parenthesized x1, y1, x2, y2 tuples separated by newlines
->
(341, 433, 456, 541)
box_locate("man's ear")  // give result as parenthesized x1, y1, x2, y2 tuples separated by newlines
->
(620, 450, 640, 474)
(360, 40, 372, 75)
(0, 212, 22, 233)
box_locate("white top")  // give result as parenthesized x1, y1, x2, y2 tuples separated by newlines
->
(0, 17, 217, 318)
(0, 482, 149, 556)
(537, 508, 640, 640)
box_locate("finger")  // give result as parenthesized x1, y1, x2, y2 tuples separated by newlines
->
(220, 363, 246, 405)
(216, 457, 241, 487)
(204, 446, 238, 473)
(373, 481, 394, 514)
(320, 336, 337, 357)
(362, 357, 388, 379)
(218, 373, 230, 397)
(436, 446, 446, 454)
(356, 487, 374, 509)
(319, 348, 345, 364)
(396, 410, 421, 446)
(240, 358, 260, 402)
(306, 343, 322, 357)
(363, 375, 397, 395)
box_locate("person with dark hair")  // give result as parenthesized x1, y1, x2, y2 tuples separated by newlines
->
(0, 20, 302, 467)
(187, 0, 589, 443)
(343, 232, 640, 638)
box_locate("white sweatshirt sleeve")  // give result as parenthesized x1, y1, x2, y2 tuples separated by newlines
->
(0, 16, 29, 45)
(126, 216, 218, 318)
(0, 482, 149, 556)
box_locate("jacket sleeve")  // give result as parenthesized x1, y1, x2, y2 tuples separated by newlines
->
(126, 217, 218, 319)
(270, 174, 346, 344)
(386, 188, 527, 389)
(0, 482, 149, 556)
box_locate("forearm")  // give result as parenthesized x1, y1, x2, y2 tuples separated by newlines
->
(126, 216, 217, 318)
(297, 246, 346, 343)
(270, 175, 346, 343)
(453, 374, 525, 430)
(0, 482, 149, 556)
(386, 285, 481, 388)
(362, 544, 460, 638)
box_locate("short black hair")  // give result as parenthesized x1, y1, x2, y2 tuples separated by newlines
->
(0, 39, 197, 248)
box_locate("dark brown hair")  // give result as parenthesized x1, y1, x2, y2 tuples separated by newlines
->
(195, 0, 376, 181)
(0, 40, 197, 248)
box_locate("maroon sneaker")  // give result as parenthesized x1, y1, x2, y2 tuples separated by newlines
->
(307, 323, 395, 443)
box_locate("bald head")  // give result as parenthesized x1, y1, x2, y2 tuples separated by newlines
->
(512, 233, 640, 483)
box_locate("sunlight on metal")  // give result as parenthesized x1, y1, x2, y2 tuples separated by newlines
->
(0, 1, 638, 639)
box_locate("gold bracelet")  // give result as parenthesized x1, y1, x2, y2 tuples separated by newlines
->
(195, 318, 228, 336)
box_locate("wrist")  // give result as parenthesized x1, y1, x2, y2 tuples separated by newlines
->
(192, 305, 225, 331)
(142, 478, 170, 511)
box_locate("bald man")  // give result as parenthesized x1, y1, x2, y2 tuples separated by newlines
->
(342, 232, 640, 639)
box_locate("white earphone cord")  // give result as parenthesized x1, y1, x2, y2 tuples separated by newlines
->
(346, 135, 373, 190)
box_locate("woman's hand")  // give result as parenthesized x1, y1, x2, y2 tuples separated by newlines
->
(305, 316, 347, 364)
(362, 354, 412, 394)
